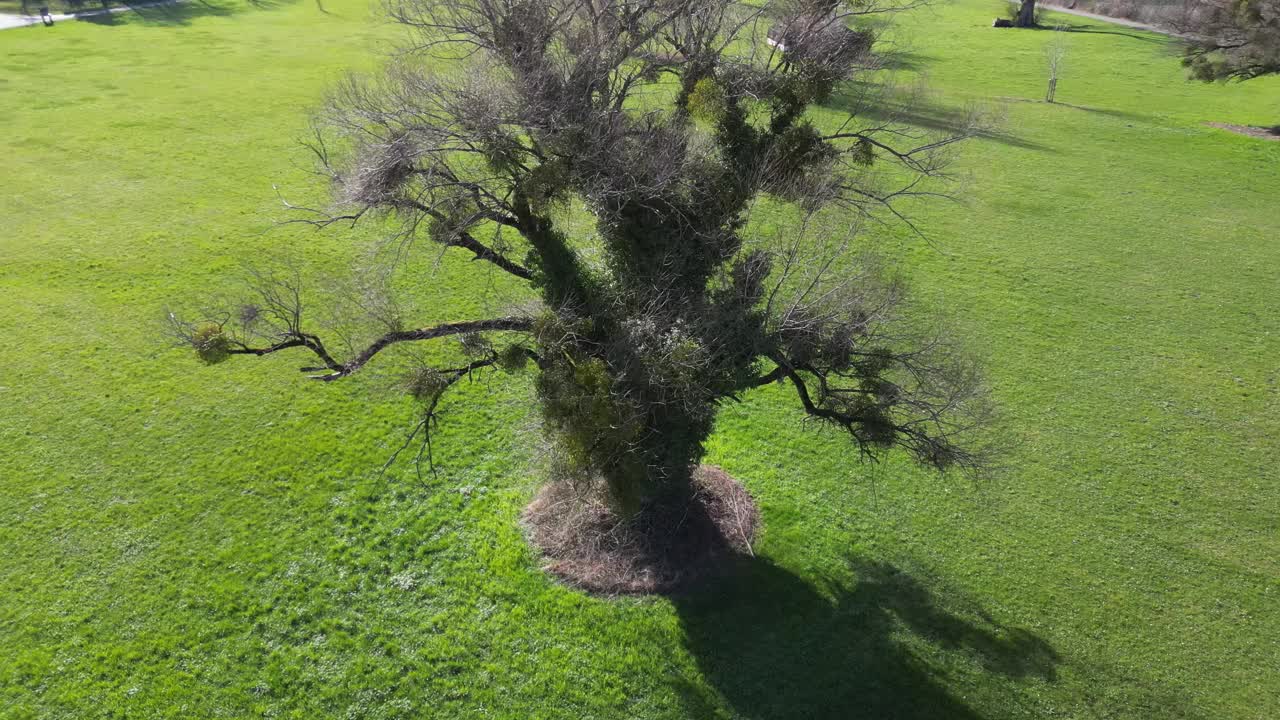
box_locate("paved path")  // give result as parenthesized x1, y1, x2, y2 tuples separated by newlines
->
(1035, 2, 1192, 37)
(0, 0, 181, 30)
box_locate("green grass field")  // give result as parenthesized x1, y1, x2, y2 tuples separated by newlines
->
(2, 0, 1278, 717)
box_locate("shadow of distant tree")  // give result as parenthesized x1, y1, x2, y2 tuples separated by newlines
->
(70, 0, 294, 27)
(1048, 101, 1151, 121)
(1041, 21, 1167, 43)
(876, 51, 942, 72)
(825, 86, 1058, 153)
(75, 9, 122, 23)
(672, 556, 1060, 720)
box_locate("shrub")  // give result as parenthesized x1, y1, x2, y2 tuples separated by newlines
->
(191, 324, 232, 365)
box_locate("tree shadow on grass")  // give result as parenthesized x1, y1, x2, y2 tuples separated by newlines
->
(75, 9, 122, 23)
(1035, 21, 1168, 43)
(876, 51, 942, 73)
(72, 0, 290, 26)
(997, 95, 1152, 122)
(672, 556, 1060, 719)
(825, 87, 1058, 153)
(1051, 101, 1151, 121)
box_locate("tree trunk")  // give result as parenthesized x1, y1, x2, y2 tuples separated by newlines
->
(533, 317, 722, 517)
(1015, 0, 1037, 27)
(593, 400, 711, 515)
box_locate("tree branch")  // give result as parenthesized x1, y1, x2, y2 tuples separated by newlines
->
(746, 364, 789, 388)
(404, 199, 534, 280)
(230, 317, 533, 380)
(381, 354, 500, 482)
(316, 316, 532, 380)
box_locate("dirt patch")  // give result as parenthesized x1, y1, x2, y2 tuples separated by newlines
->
(1206, 122, 1280, 141)
(522, 465, 759, 595)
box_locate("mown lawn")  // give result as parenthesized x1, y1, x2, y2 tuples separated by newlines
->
(1, 0, 1277, 718)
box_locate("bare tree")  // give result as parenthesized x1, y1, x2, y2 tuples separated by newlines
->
(1045, 26, 1068, 102)
(171, 0, 990, 530)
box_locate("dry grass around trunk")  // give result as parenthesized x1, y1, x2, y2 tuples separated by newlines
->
(522, 466, 760, 595)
